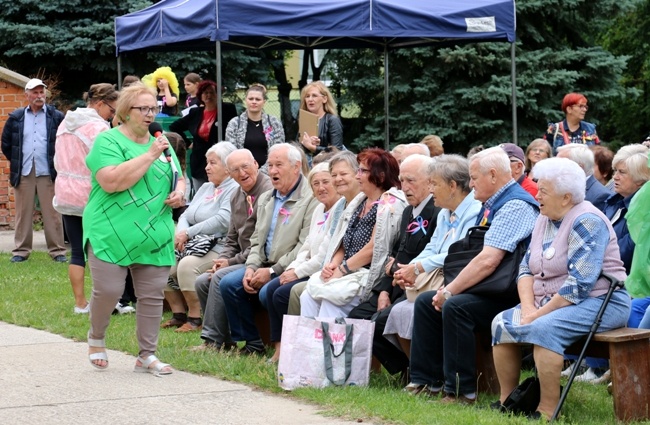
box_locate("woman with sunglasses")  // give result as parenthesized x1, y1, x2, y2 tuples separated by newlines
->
(54, 83, 119, 315)
(83, 84, 185, 376)
(544, 93, 600, 155)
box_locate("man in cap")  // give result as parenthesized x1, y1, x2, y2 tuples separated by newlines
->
(1, 79, 66, 262)
(500, 143, 538, 197)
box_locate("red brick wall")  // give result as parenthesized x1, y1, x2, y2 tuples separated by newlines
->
(0, 80, 28, 229)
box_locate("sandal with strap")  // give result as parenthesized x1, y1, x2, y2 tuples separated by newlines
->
(88, 336, 108, 370)
(134, 355, 173, 376)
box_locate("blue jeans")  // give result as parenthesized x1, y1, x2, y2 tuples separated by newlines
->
(409, 291, 516, 395)
(264, 277, 308, 342)
(219, 267, 262, 343)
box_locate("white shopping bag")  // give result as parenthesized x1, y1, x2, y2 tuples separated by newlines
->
(277, 315, 374, 390)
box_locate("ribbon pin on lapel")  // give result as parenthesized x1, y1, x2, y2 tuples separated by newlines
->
(246, 195, 255, 216)
(406, 216, 428, 235)
(279, 207, 292, 224)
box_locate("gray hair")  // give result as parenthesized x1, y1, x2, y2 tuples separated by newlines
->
(402, 143, 430, 157)
(429, 154, 472, 193)
(612, 144, 650, 184)
(268, 143, 302, 165)
(206, 141, 236, 164)
(470, 146, 511, 175)
(225, 148, 255, 168)
(401, 154, 432, 175)
(308, 161, 331, 186)
(533, 157, 586, 203)
(556, 144, 595, 177)
(328, 150, 359, 173)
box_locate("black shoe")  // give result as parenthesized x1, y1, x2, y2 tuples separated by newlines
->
(239, 344, 265, 356)
(490, 400, 506, 413)
(53, 255, 68, 263)
(10, 255, 26, 263)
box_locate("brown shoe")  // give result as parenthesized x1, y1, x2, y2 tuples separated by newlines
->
(439, 393, 476, 405)
(403, 383, 441, 397)
(161, 317, 186, 329)
(175, 321, 202, 332)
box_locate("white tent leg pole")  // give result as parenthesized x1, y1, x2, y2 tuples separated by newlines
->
(511, 42, 517, 145)
(384, 46, 390, 151)
(216, 41, 223, 143)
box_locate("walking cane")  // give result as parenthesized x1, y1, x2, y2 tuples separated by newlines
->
(550, 273, 624, 422)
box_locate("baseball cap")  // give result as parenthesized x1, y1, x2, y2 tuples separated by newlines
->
(499, 143, 525, 164)
(25, 79, 47, 90)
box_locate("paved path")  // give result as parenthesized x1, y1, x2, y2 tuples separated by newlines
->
(0, 231, 366, 425)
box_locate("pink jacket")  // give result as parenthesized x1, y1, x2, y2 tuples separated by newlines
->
(53, 108, 109, 216)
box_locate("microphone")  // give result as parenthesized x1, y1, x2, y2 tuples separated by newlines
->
(148, 122, 171, 162)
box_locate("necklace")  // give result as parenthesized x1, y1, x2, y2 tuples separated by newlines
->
(249, 118, 262, 127)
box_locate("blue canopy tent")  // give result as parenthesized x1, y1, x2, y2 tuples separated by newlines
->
(115, 0, 518, 146)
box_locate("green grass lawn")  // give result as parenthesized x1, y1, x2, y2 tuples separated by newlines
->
(0, 251, 641, 425)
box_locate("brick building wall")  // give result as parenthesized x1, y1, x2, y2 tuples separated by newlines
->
(0, 67, 30, 230)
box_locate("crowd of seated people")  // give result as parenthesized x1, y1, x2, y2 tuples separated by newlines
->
(75, 77, 647, 416)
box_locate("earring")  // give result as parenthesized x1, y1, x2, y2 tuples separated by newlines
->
(126, 115, 130, 121)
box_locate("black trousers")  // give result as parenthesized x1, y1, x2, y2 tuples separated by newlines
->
(348, 294, 410, 375)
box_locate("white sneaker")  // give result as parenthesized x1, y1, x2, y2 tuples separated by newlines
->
(591, 369, 611, 385)
(114, 303, 135, 314)
(574, 367, 600, 382)
(561, 362, 577, 377)
(73, 304, 90, 314)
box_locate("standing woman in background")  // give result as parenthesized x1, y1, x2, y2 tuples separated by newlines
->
(184, 73, 202, 108)
(226, 83, 284, 172)
(83, 84, 185, 375)
(54, 83, 119, 314)
(298, 81, 344, 165)
(170, 80, 238, 190)
(544, 93, 600, 155)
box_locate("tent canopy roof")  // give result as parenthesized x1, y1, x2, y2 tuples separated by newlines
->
(115, 0, 516, 54)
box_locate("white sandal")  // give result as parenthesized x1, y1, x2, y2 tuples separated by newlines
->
(88, 336, 108, 370)
(134, 355, 173, 376)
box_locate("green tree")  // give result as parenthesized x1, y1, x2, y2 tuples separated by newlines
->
(0, 0, 278, 107)
(599, 0, 650, 146)
(329, 0, 634, 154)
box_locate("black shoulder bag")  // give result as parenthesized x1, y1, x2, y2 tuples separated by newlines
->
(443, 226, 527, 297)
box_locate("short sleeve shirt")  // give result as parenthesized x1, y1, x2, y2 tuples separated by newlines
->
(82, 127, 181, 266)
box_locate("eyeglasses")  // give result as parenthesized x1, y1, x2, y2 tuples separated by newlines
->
(573, 104, 589, 111)
(103, 101, 116, 114)
(356, 167, 370, 175)
(130, 106, 160, 115)
(531, 148, 547, 154)
(228, 163, 253, 175)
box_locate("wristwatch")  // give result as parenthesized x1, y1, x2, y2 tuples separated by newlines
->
(269, 269, 276, 278)
(413, 263, 421, 276)
(442, 289, 453, 300)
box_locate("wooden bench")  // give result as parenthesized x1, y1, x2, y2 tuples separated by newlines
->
(476, 328, 650, 422)
(565, 327, 650, 422)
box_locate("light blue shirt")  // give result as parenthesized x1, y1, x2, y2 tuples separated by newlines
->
(483, 180, 539, 252)
(21, 106, 49, 176)
(265, 176, 302, 258)
(411, 191, 482, 272)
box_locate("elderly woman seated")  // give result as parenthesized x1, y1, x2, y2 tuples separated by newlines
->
(491, 157, 631, 420)
(300, 148, 406, 318)
(162, 142, 238, 332)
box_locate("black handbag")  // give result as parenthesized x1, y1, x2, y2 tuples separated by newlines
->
(442, 226, 527, 297)
(502, 376, 540, 415)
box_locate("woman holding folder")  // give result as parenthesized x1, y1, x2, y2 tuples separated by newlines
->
(298, 81, 345, 166)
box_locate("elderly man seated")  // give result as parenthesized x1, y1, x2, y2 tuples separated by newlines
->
(192, 148, 272, 350)
(220, 143, 318, 355)
(556, 144, 612, 211)
(405, 147, 539, 404)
